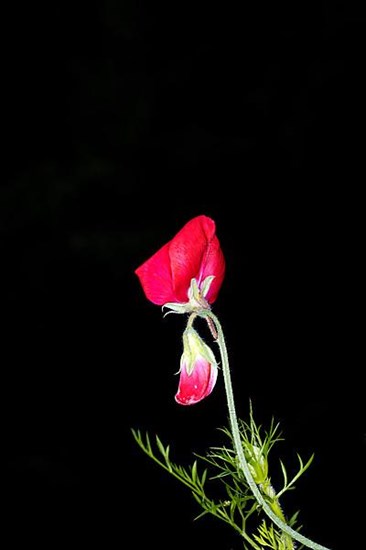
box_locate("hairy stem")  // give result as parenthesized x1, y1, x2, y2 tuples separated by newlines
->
(200, 310, 331, 550)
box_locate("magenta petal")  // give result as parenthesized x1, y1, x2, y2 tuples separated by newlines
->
(199, 233, 226, 303)
(175, 356, 218, 406)
(135, 242, 177, 305)
(135, 214, 226, 306)
(169, 215, 225, 303)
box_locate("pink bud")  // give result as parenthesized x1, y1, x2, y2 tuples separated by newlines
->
(175, 327, 218, 405)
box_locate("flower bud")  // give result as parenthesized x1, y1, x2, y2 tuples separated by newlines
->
(175, 327, 218, 406)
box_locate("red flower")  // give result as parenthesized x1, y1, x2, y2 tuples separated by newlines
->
(135, 215, 225, 307)
(175, 327, 218, 405)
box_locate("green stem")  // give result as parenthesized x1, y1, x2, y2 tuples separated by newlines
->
(200, 310, 331, 550)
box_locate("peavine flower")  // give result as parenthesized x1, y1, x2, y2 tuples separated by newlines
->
(175, 326, 218, 405)
(135, 214, 225, 405)
(135, 215, 225, 312)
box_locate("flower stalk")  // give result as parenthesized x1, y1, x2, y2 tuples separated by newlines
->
(199, 309, 330, 550)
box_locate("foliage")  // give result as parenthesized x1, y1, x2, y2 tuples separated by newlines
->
(132, 403, 314, 550)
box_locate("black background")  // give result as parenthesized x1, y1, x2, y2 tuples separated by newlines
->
(2, 2, 364, 549)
